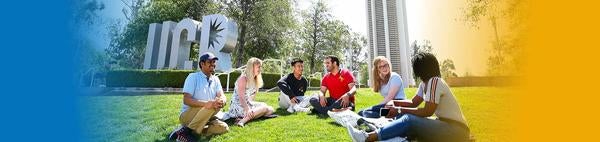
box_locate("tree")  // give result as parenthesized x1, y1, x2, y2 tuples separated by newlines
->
(73, 0, 109, 86)
(359, 62, 369, 86)
(106, 0, 220, 68)
(411, 40, 459, 80)
(461, 0, 528, 76)
(347, 32, 367, 72)
(410, 40, 434, 84)
(441, 59, 458, 79)
(74, 0, 105, 25)
(298, 0, 350, 73)
(221, 0, 296, 67)
(73, 0, 107, 69)
(411, 40, 433, 57)
(120, 0, 145, 22)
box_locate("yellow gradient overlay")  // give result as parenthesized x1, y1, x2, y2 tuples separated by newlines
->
(518, 0, 600, 141)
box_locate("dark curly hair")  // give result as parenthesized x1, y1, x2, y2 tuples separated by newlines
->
(411, 52, 441, 82)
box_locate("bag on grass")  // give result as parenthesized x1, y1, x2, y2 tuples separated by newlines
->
(327, 109, 361, 127)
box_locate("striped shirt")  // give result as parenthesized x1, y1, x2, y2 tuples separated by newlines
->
(417, 77, 467, 125)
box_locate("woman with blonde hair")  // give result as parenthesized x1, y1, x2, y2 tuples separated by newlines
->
(358, 56, 406, 118)
(227, 57, 276, 127)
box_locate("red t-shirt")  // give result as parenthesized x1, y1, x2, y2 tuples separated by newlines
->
(321, 69, 356, 103)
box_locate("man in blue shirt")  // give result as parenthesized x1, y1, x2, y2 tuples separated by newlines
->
(169, 52, 228, 142)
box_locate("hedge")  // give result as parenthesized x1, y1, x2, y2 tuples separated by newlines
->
(106, 70, 193, 88)
(106, 69, 321, 88)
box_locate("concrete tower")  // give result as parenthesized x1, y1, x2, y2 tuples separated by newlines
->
(366, 0, 415, 87)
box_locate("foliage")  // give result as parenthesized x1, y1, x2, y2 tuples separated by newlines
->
(298, 0, 357, 73)
(411, 40, 433, 57)
(220, 0, 297, 67)
(461, 0, 529, 76)
(441, 59, 458, 79)
(73, 0, 110, 86)
(410, 40, 434, 84)
(106, 69, 320, 88)
(106, 0, 367, 75)
(106, 0, 220, 68)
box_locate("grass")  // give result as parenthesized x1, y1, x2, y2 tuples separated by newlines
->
(81, 87, 514, 142)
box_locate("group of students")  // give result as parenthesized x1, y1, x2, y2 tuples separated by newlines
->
(279, 55, 359, 116)
(169, 52, 470, 142)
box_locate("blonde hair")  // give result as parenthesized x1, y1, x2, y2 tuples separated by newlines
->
(372, 56, 392, 92)
(242, 57, 264, 89)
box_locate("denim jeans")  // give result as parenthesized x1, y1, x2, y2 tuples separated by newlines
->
(377, 114, 469, 142)
(357, 104, 386, 118)
(309, 97, 355, 116)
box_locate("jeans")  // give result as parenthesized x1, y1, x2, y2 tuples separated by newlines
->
(309, 97, 355, 116)
(358, 104, 387, 118)
(377, 114, 469, 142)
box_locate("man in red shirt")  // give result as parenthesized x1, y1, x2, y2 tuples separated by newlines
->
(310, 55, 358, 117)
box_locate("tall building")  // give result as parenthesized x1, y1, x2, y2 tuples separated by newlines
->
(366, 0, 415, 87)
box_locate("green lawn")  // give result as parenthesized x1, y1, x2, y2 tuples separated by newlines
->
(81, 87, 514, 142)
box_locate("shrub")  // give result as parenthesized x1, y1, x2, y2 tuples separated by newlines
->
(106, 70, 193, 87)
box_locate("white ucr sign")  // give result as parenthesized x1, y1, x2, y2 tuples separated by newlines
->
(143, 14, 238, 71)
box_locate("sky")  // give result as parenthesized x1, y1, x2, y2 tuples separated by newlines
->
(297, 0, 494, 76)
(91, 0, 494, 76)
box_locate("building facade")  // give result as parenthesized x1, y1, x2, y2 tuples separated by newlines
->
(366, 0, 415, 87)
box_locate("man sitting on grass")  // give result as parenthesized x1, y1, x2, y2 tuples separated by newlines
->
(169, 52, 229, 142)
(277, 58, 312, 113)
(309, 55, 357, 117)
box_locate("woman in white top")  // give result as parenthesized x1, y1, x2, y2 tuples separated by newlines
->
(346, 53, 470, 142)
(227, 57, 276, 127)
(358, 56, 406, 118)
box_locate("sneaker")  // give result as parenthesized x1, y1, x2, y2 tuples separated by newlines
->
(379, 137, 408, 142)
(356, 118, 378, 132)
(287, 106, 295, 113)
(175, 127, 196, 142)
(168, 126, 182, 140)
(217, 112, 231, 121)
(293, 105, 311, 113)
(346, 124, 367, 142)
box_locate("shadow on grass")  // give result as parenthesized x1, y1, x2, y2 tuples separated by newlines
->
(327, 121, 342, 127)
(274, 108, 293, 116)
(156, 107, 332, 142)
(153, 129, 217, 142)
(222, 109, 289, 125)
(305, 110, 330, 119)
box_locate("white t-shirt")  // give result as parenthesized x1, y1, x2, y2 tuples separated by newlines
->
(180, 72, 224, 114)
(379, 72, 406, 100)
(417, 77, 467, 125)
